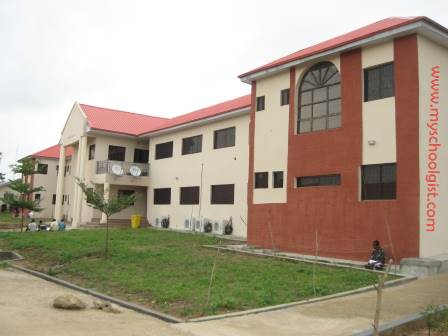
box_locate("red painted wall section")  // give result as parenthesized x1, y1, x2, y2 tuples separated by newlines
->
(247, 37, 420, 261)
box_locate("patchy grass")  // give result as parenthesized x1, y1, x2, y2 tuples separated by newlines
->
(0, 229, 385, 318)
(0, 212, 22, 225)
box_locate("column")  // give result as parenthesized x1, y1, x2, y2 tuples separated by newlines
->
(54, 145, 66, 221)
(72, 136, 88, 227)
(100, 182, 110, 224)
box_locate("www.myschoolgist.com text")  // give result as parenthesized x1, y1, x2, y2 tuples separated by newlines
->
(425, 65, 442, 233)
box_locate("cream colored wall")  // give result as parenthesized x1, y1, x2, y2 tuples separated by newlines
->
(147, 113, 249, 237)
(61, 103, 87, 146)
(417, 35, 448, 257)
(361, 41, 396, 165)
(61, 157, 73, 221)
(253, 70, 289, 204)
(33, 158, 58, 219)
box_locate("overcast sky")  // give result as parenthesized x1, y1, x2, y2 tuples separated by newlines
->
(0, 0, 447, 178)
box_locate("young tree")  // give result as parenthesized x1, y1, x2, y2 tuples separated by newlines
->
(0, 159, 44, 232)
(76, 178, 136, 258)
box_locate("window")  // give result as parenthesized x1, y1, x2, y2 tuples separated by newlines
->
(52, 194, 56, 205)
(89, 144, 95, 160)
(364, 63, 394, 102)
(134, 148, 149, 163)
(214, 127, 235, 149)
(34, 193, 41, 200)
(281, 89, 290, 106)
(37, 163, 48, 174)
(154, 188, 171, 204)
(118, 190, 135, 205)
(108, 145, 125, 161)
(297, 174, 341, 187)
(56, 165, 59, 175)
(180, 186, 200, 205)
(298, 62, 341, 133)
(254, 172, 268, 189)
(182, 135, 202, 155)
(64, 165, 70, 176)
(273, 171, 284, 188)
(155, 141, 173, 160)
(256, 96, 265, 111)
(211, 184, 234, 204)
(361, 163, 396, 200)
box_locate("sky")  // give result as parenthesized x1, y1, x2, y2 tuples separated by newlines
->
(0, 0, 447, 179)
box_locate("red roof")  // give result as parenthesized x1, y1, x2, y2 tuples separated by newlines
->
(80, 104, 168, 136)
(239, 16, 431, 78)
(31, 144, 73, 159)
(143, 94, 251, 135)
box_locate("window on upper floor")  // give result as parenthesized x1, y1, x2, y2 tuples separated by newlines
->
(34, 193, 41, 200)
(297, 174, 341, 187)
(180, 186, 200, 205)
(155, 141, 173, 160)
(256, 96, 265, 111)
(364, 63, 394, 102)
(211, 184, 234, 204)
(182, 135, 202, 155)
(281, 89, 290, 106)
(37, 163, 48, 174)
(108, 145, 126, 161)
(89, 144, 95, 160)
(254, 172, 268, 189)
(273, 171, 284, 188)
(214, 127, 235, 149)
(361, 163, 396, 200)
(154, 188, 171, 204)
(134, 148, 149, 163)
(298, 62, 341, 133)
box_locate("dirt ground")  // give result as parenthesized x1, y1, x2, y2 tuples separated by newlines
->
(0, 268, 187, 336)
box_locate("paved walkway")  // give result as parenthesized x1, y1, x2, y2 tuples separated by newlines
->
(0, 269, 187, 336)
(175, 272, 448, 336)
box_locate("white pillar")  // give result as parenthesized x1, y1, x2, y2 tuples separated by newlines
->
(72, 136, 88, 227)
(54, 145, 66, 221)
(100, 182, 110, 224)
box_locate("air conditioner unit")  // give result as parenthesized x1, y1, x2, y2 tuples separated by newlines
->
(222, 219, 233, 235)
(203, 218, 212, 233)
(184, 218, 191, 230)
(155, 217, 160, 227)
(161, 216, 170, 229)
(213, 221, 221, 234)
(194, 219, 202, 231)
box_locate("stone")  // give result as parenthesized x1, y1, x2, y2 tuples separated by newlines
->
(92, 300, 121, 314)
(53, 294, 86, 310)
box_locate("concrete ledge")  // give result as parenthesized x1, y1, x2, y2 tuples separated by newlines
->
(10, 264, 184, 323)
(400, 255, 448, 277)
(352, 304, 448, 336)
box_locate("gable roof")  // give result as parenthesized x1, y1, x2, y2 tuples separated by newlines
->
(79, 104, 168, 136)
(140, 94, 251, 135)
(29, 144, 73, 160)
(239, 16, 446, 80)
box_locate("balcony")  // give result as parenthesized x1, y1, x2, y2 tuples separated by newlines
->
(96, 160, 149, 176)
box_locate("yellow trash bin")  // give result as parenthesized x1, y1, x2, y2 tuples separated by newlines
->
(131, 215, 141, 229)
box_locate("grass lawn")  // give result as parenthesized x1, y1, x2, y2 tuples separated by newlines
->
(0, 211, 22, 225)
(0, 229, 385, 318)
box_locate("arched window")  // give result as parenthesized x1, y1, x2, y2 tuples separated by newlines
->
(297, 62, 341, 133)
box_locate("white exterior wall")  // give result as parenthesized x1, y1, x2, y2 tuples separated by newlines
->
(418, 35, 448, 257)
(253, 70, 290, 204)
(361, 41, 397, 165)
(33, 158, 58, 219)
(147, 113, 249, 237)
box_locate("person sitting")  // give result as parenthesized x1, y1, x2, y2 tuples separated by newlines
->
(365, 240, 386, 270)
(49, 219, 59, 231)
(26, 219, 38, 232)
(58, 218, 66, 231)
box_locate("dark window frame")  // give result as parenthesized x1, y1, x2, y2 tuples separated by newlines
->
(52, 194, 56, 205)
(134, 148, 149, 163)
(89, 144, 95, 160)
(34, 193, 41, 200)
(153, 188, 171, 204)
(254, 172, 268, 189)
(297, 174, 341, 187)
(364, 62, 395, 102)
(37, 163, 48, 175)
(182, 135, 203, 155)
(211, 184, 234, 204)
(256, 96, 265, 111)
(213, 127, 236, 149)
(155, 141, 173, 160)
(180, 186, 200, 205)
(281, 89, 290, 106)
(297, 62, 341, 134)
(273, 171, 284, 188)
(108, 145, 126, 161)
(361, 163, 396, 200)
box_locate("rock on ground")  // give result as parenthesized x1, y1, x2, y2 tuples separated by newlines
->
(53, 294, 87, 310)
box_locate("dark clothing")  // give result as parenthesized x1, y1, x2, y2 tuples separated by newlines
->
(370, 247, 385, 264)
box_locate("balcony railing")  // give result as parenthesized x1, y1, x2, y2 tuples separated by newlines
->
(96, 160, 149, 177)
